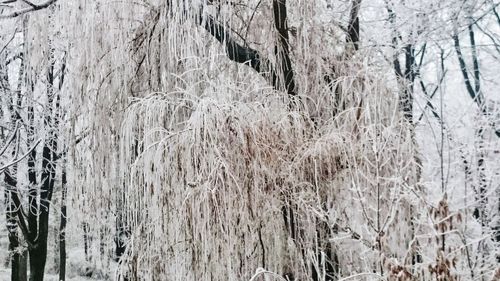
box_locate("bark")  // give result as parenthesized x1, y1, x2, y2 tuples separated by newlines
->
(453, 24, 490, 228)
(201, 2, 297, 98)
(346, 0, 362, 51)
(453, 26, 500, 137)
(83, 222, 91, 262)
(30, 109, 54, 280)
(28, 33, 60, 281)
(59, 164, 67, 281)
(472, 128, 487, 228)
(115, 139, 132, 261)
(2, 44, 28, 281)
(28, 214, 49, 281)
(400, 44, 416, 123)
(27, 84, 38, 245)
(272, 0, 297, 97)
(386, 6, 416, 124)
(453, 34, 482, 107)
(115, 212, 129, 261)
(5, 169, 28, 281)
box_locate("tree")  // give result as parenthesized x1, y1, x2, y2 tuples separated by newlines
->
(2, 0, 499, 280)
(74, 1, 422, 280)
(1, 2, 66, 280)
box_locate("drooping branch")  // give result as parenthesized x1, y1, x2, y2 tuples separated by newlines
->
(0, 0, 57, 19)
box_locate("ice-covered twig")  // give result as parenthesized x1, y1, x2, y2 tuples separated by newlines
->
(0, 138, 42, 172)
(0, 0, 57, 19)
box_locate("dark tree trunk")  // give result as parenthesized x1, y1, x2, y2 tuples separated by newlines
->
(115, 221, 128, 261)
(28, 210, 49, 281)
(346, 0, 361, 51)
(5, 169, 28, 281)
(59, 165, 67, 281)
(28, 121, 57, 281)
(1, 43, 28, 281)
(9, 234, 27, 281)
(83, 222, 91, 262)
(400, 44, 416, 123)
(272, 0, 296, 98)
(26, 36, 60, 281)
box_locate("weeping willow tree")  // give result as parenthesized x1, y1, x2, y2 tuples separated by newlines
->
(70, 1, 427, 280)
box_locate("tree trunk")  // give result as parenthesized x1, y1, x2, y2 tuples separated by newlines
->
(9, 233, 28, 281)
(83, 221, 91, 262)
(27, 31, 59, 281)
(7, 209, 27, 281)
(4, 146, 28, 281)
(59, 165, 67, 281)
(28, 210, 49, 281)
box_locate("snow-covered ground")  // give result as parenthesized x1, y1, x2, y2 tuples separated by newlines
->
(0, 269, 101, 281)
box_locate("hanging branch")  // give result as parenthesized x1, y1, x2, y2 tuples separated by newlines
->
(0, 0, 57, 19)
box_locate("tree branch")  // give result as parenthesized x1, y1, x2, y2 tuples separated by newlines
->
(453, 33, 479, 105)
(0, 120, 19, 157)
(201, 6, 297, 99)
(453, 29, 500, 137)
(202, 14, 264, 73)
(0, 0, 57, 19)
(0, 138, 42, 172)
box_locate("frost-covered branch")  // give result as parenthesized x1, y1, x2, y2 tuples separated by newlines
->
(453, 24, 500, 137)
(0, 138, 41, 172)
(201, 1, 298, 98)
(0, 120, 19, 156)
(0, 0, 57, 19)
(202, 14, 265, 75)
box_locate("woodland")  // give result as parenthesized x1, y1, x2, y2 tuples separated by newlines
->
(0, 0, 499, 280)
